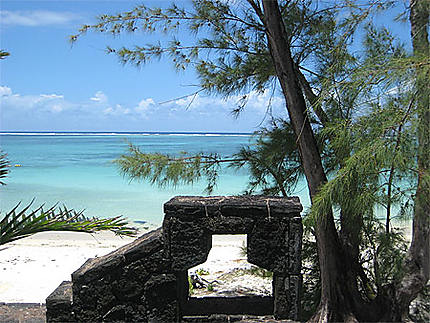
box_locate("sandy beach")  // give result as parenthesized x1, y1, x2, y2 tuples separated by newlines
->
(0, 230, 138, 304)
(0, 229, 270, 304)
(0, 220, 413, 305)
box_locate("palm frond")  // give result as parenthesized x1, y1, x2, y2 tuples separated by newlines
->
(0, 202, 138, 245)
(0, 151, 9, 185)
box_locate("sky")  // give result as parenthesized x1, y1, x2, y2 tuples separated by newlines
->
(0, 0, 410, 133)
(0, 0, 289, 133)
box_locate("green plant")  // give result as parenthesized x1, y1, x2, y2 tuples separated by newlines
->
(195, 268, 209, 276)
(0, 151, 9, 185)
(239, 241, 247, 257)
(74, 0, 429, 319)
(0, 151, 137, 245)
(188, 275, 194, 295)
(206, 283, 214, 292)
(1, 202, 137, 245)
(246, 266, 273, 279)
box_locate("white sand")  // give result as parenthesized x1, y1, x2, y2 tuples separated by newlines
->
(0, 231, 264, 304)
(0, 231, 137, 304)
(190, 235, 272, 297)
(2, 225, 411, 304)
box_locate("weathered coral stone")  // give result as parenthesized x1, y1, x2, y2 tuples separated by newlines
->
(46, 196, 303, 322)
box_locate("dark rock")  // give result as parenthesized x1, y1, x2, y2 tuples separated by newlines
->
(164, 217, 212, 271)
(247, 218, 289, 273)
(164, 196, 303, 219)
(46, 281, 73, 322)
(272, 274, 302, 320)
(183, 296, 273, 316)
(72, 228, 172, 322)
(46, 195, 303, 322)
(288, 217, 303, 274)
(72, 228, 165, 285)
(143, 274, 179, 322)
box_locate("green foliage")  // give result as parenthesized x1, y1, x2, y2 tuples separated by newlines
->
(0, 151, 9, 185)
(206, 283, 214, 291)
(244, 266, 273, 279)
(231, 120, 303, 197)
(115, 143, 235, 194)
(188, 275, 194, 295)
(72, 0, 379, 114)
(195, 268, 209, 276)
(71, 1, 273, 98)
(361, 218, 408, 289)
(312, 85, 418, 224)
(0, 152, 137, 245)
(115, 121, 304, 197)
(239, 241, 247, 257)
(0, 202, 137, 245)
(224, 266, 273, 279)
(300, 228, 321, 320)
(0, 50, 10, 59)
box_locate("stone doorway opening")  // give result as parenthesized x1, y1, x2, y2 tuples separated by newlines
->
(188, 234, 273, 298)
(182, 234, 274, 317)
(163, 196, 304, 319)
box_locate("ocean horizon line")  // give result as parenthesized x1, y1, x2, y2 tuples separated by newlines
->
(0, 131, 253, 137)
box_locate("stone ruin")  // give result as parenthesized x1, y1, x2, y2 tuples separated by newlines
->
(46, 195, 303, 322)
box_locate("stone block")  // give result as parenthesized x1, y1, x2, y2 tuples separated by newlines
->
(46, 281, 73, 322)
(71, 228, 175, 322)
(164, 196, 303, 219)
(204, 216, 255, 234)
(272, 273, 302, 320)
(143, 274, 180, 322)
(288, 217, 303, 274)
(164, 217, 211, 270)
(247, 218, 289, 273)
(72, 228, 165, 285)
(46, 195, 303, 322)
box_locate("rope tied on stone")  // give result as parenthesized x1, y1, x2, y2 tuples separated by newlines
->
(266, 199, 271, 221)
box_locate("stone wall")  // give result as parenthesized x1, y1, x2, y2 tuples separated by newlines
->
(46, 196, 303, 322)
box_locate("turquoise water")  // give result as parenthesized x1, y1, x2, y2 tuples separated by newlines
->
(0, 133, 310, 225)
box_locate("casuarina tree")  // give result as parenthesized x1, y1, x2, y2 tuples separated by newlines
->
(73, 0, 429, 320)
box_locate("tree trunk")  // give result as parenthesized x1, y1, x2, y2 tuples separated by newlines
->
(259, 1, 360, 321)
(386, 0, 430, 320)
(295, 63, 370, 317)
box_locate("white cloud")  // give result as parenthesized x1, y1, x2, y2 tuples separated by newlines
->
(103, 104, 130, 116)
(90, 91, 108, 104)
(242, 89, 284, 112)
(0, 86, 12, 97)
(134, 98, 157, 118)
(1, 86, 287, 132)
(0, 88, 71, 114)
(172, 89, 284, 115)
(40, 94, 64, 100)
(136, 98, 156, 111)
(1, 10, 80, 27)
(50, 104, 63, 113)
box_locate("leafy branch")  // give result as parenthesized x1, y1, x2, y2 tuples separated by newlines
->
(0, 151, 137, 245)
(0, 151, 9, 185)
(115, 143, 244, 194)
(1, 202, 137, 245)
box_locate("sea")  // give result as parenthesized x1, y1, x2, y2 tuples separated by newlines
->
(0, 132, 311, 226)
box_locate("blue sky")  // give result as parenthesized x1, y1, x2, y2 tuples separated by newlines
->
(1, 0, 289, 132)
(0, 0, 409, 132)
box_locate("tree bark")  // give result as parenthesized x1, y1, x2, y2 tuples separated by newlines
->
(251, 1, 429, 321)
(258, 1, 360, 321)
(386, 0, 430, 320)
